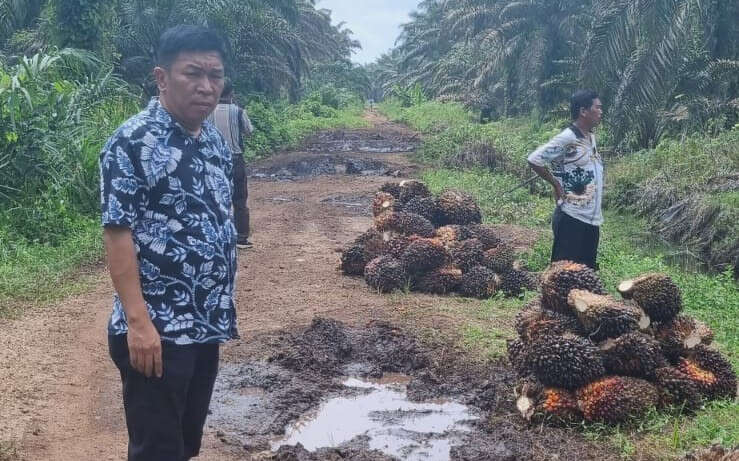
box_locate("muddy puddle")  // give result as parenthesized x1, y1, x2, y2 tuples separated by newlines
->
(250, 155, 393, 180)
(209, 318, 622, 461)
(302, 130, 419, 154)
(272, 375, 478, 460)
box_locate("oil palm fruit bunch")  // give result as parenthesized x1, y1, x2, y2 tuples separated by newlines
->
(527, 333, 605, 389)
(482, 244, 515, 273)
(364, 256, 408, 293)
(675, 346, 737, 400)
(459, 266, 500, 299)
(515, 302, 581, 342)
(600, 332, 667, 379)
(436, 189, 482, 226)
(464, 224, 501, 249)
(449, 238, 484, 272)
(340, 245, 368, 275)
(540, 261, 607, 314)
(654, 366, 703, 409)
(414, 266, 463, 294)
(618, 273, 682, 322)
(653, 315, 714, 362)
(375, 211, 435, 238)
(399, 195, 439, 224)
(379, 182, 401, 199)
(507, 339, 533, 376)
(398, 179, 431, 203)
(435, 225, 472, 246)
(567, 290, 650, 341)
(576, 376, 659, 423)
(515, 377, 582, 423)
(400, 238, 449, 274)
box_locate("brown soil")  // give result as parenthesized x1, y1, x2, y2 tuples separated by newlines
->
(0, 111, 634, 461)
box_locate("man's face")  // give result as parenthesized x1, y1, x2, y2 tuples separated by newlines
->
(154, 51, 225, 131)
(582, 98, 603, 127)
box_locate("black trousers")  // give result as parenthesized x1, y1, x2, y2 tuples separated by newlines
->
(551, 206, 600, 269)
(233, 154, 250, 239)
(109, 335, 220, 461)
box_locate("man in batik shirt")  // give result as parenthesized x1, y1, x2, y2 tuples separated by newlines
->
(100, 25, 236, 460)
(528, 90, 604, 268)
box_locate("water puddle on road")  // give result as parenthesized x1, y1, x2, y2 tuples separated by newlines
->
(271, 374, 478, 460)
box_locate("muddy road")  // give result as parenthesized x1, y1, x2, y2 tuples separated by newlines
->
(1, 112, 622, 460)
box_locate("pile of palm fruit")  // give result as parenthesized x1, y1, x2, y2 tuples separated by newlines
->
(340, 180, 538, 298)
(509, 262, 737, 425)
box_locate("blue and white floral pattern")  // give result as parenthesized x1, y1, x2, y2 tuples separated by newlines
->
(100, 98, 238, 344)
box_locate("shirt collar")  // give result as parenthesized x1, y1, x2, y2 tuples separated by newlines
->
(148, 97, 210, 142)
(569, 123, 587, 139)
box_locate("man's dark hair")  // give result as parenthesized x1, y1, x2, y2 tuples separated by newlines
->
(156, 25, 226, 68)
(570, 89, 598, 120)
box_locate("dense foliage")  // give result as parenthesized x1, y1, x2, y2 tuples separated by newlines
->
(371, 0, 739, 150)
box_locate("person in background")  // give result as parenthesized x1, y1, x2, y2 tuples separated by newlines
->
(207, 78, 254, 249)
(100, 25, 238, 460)
(527, 89, 604, 269)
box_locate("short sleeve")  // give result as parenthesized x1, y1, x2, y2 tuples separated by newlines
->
(100, 137, 146, 229)
(527, 129, 573, 167)
(240, 108, 254, 136)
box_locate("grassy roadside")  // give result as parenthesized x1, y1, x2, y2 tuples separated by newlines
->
(0, 99, 368, 315)
(384, 99, 739, 459)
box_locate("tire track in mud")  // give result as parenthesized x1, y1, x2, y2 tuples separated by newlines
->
(1, 112, 622, 460)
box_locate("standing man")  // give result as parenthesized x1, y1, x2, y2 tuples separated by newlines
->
(100, 25, 237, 460)
(527, 90, 604, 268)
(207, 78, 254, 249)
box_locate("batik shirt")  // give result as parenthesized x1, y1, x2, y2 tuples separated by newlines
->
(527, 124, 604, 226)
(100, 98, 238, 344)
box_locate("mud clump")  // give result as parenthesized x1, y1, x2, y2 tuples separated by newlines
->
(268, 440, 397, 461)
(250, 155, 391, 180)
(273, 318, 429, 378)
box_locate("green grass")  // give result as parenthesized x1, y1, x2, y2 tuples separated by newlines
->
(0, 218, 103, 314)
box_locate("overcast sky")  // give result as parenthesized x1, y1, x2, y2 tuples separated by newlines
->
(317, 0, 419, 65)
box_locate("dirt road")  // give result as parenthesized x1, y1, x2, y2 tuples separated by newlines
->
(0, 112, 620, 461)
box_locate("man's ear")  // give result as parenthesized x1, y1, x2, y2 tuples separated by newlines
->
(153, 66, 168, 94)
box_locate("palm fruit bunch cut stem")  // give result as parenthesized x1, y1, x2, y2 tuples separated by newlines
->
(400, 238, 449, 274)
(364, 256, 408, 293)
(675, 345, 737, 400)
(618, 272, 682, 322)
(372, 192, 396, 217)
(515, 302, 582, 342)
(450, 238, 484, 272)
(654, 366, 703, 409)
(576, 376, 659, 423)
(414, 266, 463, 294)
(435, 224, 472, 246)
(459, 265, 500, 299)
(375, 211, 435, 237)
(600, 332, 667, 379)
(567, 289, 650, 341)
(435, 189, 482, 226)
(515, 377, 582, 423)
(653, 315, 714, 362)
(527, 333, 605, 389)
(398, 179, 431, 203)
(482, 243, 516, 273)
(464, 224, 501, 249)
(540, 260, 606, 315)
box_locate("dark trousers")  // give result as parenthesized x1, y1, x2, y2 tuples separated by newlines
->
(233, 154, 250, 239)
(109, 335, 220, 461)
(551, 206, 600, 269)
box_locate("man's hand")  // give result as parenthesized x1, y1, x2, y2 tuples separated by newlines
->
(529, 162, 565, 205)
(127, 315, 163, 378)
(104, 226, 163, 378)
